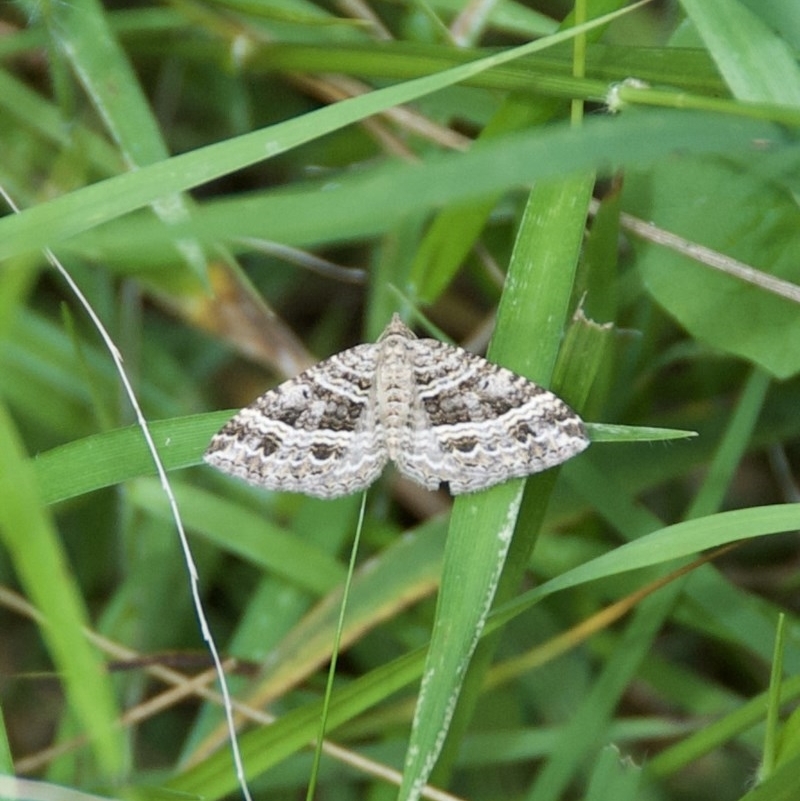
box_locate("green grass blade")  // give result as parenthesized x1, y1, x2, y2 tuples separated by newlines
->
(0, 705, 12, 771)
(31, 409, 690, 506)
(163, 500, 800, 799)
(42, 0, 170, 165)
(498, 503, 800, 615)
(399, 169, 596, 797)
(649, 675, 800, 781)
(35, 0, 209, 281)
(75, 112, 793, 261)
(33, 412, 229, 504)
(532, 339, 720, 801)
(737, 752, 800, 801)
(584, 745, 642, 801)
(0, 4, 689, 262)
(0, 402, 124, 775)
(680, 0, 800, 104)
(128, 478, 346, 593)
(759, 613, 786, 782)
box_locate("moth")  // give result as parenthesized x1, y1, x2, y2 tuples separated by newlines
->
(205, 315, 588, 498)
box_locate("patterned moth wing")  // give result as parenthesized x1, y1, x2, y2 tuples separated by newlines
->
(393, 335, 589, 495)
(204, 343, 388, 499)
(205, 314, 589, 498)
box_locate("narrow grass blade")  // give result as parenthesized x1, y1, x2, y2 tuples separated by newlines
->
(399, 167, 595, 797)
(0, 402, 124, 774)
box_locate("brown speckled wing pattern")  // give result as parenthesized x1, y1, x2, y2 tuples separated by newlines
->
(204, 315, 589, 499)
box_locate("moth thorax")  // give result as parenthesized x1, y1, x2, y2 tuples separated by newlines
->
(375, 335, 414, 457)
